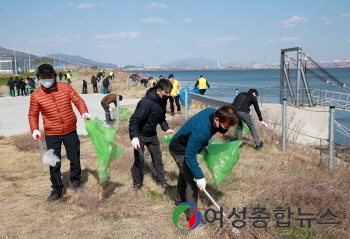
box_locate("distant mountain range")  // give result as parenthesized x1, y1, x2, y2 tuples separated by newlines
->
(48, 53, 117, 68)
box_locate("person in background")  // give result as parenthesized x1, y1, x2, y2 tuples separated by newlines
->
(109, 70, 115, 79)
(96, 69, 105, 81)
(102, 76, 110, 94)
(7, 76, 15, 97)
(66, 70, 72, 84)
(231, 89, 266, 150)
(140, 77, 149, 88)
(168, 74, 181, 115)
(130, 73, 138, 86)
(169, 105, 239, 220)
(91, 75, 98, 93)
(149, 76, 156, 88)
(58, 72, 63, 81)
(129, 79, 175, 191)
(28, 64, 91, 202)
(19, 78, 27, 96)
(101, 93, 123, 126)
(81, 79, 87, 94)
(28, 77, 36, 94)
(14, 76, 21, 96)
(195, 74, 210, 95)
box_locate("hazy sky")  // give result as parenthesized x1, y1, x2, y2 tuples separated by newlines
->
(1, 0, 349, 66)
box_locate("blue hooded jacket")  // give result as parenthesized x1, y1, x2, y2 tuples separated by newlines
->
(169, 108, 218, 179)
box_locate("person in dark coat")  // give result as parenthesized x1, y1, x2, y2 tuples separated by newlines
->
(14, 76, 21, 96)
(7, 77, 15, 97)
(58, 72, 63, 81)
(91, 76, 98, 93)
(19, 78, 27, 96)
(81, 79, 87, 94)
(28, 77, 36, 94)
(102, 76, 110, 94)
(129, 79, 175, 191)
(231, 89, 266, 150)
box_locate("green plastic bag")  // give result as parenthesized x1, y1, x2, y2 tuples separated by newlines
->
(119, 107, 131, 119)
(201, 140, 242, 184)
(85, 117, 124, 183)
(160, 134, 173, 144)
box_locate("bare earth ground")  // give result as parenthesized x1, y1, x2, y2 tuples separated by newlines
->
(0, 70, 349, 239)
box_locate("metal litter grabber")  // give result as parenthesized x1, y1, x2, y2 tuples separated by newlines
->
(138, 149, 156, 176)
(203, 189, 241, 236)
(38, 139, 60, 167)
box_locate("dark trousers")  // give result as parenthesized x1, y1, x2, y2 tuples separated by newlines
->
(132, 135, 165, 185)
(9, 87, 15, 97)
(169, 96, 181, 113)
(170, 151, 198, 218)
(101, 102, 112, 124)
(92, 83, 98, 93)
(16, 86, 20, 96)
(45, 130, 81, 191)
(82, 86, 87, 94)
(199, 89, 206, 95)
(20, 88, 27, 96)
(236, 111, 260, 146)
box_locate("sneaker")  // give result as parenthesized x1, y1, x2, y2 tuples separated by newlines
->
(47, 190, 63, 202)
(134, 184, 142, 191)
(177, 111, 181, 114)
(156, 182, 176, 190)
(255, 141, 264, 150)
(170, 112, 175, 116)
(69, 180, 81, 192)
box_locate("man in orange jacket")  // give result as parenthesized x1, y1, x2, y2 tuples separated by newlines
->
(28, 64, 91, 202)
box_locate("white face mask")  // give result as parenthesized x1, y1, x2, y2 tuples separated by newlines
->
(40, 78, 54, 88)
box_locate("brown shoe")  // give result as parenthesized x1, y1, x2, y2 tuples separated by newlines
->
(133, 184, 142, 192)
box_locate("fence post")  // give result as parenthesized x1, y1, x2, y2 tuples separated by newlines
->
(116, 95, 120, 130)
(185, 90, 188, 121)
(282, 98, 287, 152)
(328, 106, 335, 170)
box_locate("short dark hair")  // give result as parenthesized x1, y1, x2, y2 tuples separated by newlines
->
(157, 79, 173, 91)
(214, 105, 240, 127)
(248, 89, 259, 96)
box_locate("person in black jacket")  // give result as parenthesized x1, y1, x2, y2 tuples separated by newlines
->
(129, 79, 175, 191)
(19, 78, 27, 96)
(91, 76, 98, 93)
(14, 76, 21, 96)
(232, 89, 266, 150)
(7, 77, 15, 97)
(58, 72, 63, 81)
(28, 77, 36, 94)
(81, 79, 88, 94)
(102, 76, 110, 94)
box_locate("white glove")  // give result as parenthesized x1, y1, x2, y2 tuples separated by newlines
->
(194, 178, 206, 192)
(261, 121, 268, 128)
(131, 137, 140, 150)
(109, 107, 112, 112)
(165, 129, 174, 134)
(82, 113, 91, 120)
(32, 129, 41, 141)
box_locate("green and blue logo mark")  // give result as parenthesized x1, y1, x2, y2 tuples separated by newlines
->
(172, 202, 202, 231)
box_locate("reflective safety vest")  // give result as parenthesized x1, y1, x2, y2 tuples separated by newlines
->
(170, 79, 180, 97)
(109, 72, 114, 77)
(149, 79, 156, 87)
(198, 77, 207, 89)
(66, 73, 71, 79)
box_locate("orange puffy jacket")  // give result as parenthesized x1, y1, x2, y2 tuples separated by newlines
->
(28, 82, 89, 136)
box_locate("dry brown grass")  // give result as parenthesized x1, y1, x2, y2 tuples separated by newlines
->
(1, 70, 349, 239)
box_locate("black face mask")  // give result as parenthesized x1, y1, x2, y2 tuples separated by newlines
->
(161, 95, 169, 101)
(217, 125, 228, 134)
